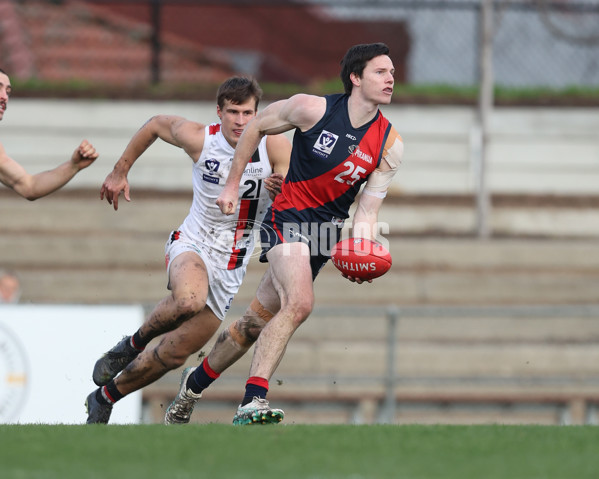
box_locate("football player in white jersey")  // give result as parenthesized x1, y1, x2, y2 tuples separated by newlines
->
(0, 68, 98, 200)
(165, 43, 402, 426)
(85, 77, 291, 424)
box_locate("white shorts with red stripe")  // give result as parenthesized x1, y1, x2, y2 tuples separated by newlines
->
(164, 230, 245, 321)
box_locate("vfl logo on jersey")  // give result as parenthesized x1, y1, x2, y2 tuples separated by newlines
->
(203, 158, 220, 184)
(313, 130, 339, 157)
(205, 158, 220, 172)
(348, 145, 373, 164)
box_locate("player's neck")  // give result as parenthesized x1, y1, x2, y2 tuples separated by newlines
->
(347, 95, 378, 129)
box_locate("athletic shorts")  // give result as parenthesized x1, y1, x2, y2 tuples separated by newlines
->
(259, 207, 343, 280)
(164, 230, 246, 321)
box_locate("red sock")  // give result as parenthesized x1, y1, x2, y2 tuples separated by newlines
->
(241, 377, 269, 406)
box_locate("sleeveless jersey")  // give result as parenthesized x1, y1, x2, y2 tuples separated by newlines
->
(271, 93, 392, 224)
(178, 123, 272, 270)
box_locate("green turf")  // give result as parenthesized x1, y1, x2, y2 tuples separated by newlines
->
(1, 424, 598, 478)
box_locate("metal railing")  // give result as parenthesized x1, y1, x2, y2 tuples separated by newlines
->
(209, 303, 599, 425)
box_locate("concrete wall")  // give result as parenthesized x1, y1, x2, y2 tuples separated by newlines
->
(2, 99, 599, 196)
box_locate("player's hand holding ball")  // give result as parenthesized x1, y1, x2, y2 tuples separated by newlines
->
(331, 237, 392, 284)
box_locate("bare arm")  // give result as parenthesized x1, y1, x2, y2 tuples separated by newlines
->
(263, 133, 292, 199)
(341, 193, 386, 285)
(265, 133, 291, 177)
(217, 94, 325, 215)
(352, 193, 385, 241)
(346, 129, 403, 284)
(353, 129, 403, 238)
(0, 140, 98, 201)
(100, 115, 204, 210)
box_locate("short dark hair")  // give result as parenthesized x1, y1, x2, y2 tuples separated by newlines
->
(216, 76, 263, 111)
(0, 68, 7, 75)
(340, 43, 390, 94)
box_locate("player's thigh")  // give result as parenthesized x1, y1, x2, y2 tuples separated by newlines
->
(158, 306, 221, 360)
(168, 251, 210, 301)
(266, 242, 314, 307)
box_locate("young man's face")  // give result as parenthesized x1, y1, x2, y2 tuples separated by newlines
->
(0, 71, 12, 122)
(354, 55, 395, 105)
(217, 98, 258, 148)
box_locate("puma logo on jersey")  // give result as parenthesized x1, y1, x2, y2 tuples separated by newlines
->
(348, 145, 373, 164)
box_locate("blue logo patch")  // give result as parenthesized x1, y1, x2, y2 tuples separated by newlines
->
(313, 130, 339, 156)
(205, 158, 220, 172)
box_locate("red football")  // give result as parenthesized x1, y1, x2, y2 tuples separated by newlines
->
(330, 238, 392, 281)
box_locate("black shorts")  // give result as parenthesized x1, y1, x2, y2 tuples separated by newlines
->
(259, 207, 343, 280)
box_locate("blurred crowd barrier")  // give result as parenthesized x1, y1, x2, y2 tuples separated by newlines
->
(142, 304, 599, 425)
(3, 100, 599, 198)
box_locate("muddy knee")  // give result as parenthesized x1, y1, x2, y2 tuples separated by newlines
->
(172, 296, 207, 322)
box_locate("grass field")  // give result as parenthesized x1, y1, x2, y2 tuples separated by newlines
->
(2, 424, 599, 478)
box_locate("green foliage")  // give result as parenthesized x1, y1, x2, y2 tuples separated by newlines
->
(391, 83, 599, 105)
(9, 76, 599, 105)
(2, 424, 599, 479)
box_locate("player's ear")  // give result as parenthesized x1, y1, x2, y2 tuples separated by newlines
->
(216, 105, 222, 120)
(350, 72, 361, 88)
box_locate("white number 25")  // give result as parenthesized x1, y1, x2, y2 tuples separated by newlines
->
(334, 161, 367, 186)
